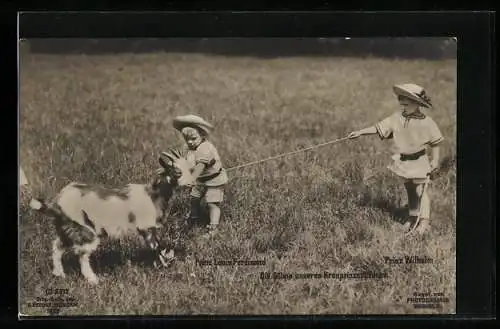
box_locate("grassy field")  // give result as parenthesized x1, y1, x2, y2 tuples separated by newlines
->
(19, 49, 457, 316)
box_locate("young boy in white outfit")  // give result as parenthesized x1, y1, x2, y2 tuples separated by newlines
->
(173, 115, 229, 235)
(348, 83, 444, 234)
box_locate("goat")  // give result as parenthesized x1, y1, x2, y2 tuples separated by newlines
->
(29, 149, 193, 285)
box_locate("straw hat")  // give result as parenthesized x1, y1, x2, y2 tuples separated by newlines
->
(173, 115, 213, 136)
(393, 83, 433, 108)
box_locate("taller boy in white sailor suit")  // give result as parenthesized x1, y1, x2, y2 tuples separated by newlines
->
(348, 83, 444, 234)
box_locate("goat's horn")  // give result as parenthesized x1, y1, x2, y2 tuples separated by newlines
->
(167, 148, 177, 157)
(169, 148, 181, 158)
(161, 151, 175, 159)
(158, 156, 169, 168)
(160, 152, 175, 166)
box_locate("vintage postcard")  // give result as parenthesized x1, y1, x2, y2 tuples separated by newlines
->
(19, 37, 457, 316)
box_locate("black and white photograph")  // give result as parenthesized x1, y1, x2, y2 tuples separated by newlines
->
(19, 37, 457, 316)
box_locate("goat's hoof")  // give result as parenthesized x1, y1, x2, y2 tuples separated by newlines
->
(86, 276, 99, 285)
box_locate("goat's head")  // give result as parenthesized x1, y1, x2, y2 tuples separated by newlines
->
(155, 148, 194, 188)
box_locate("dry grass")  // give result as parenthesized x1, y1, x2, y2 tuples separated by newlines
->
(19, 50, 456, 316)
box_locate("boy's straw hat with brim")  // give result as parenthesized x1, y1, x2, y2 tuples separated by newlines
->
(393, 83, 433, 108)
(173, 114, 213, 136)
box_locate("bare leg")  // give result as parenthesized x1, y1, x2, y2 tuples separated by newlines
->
(404, 181, 420, 217)
(52, 238, 66, 278)
(417, 184, 431, 219)
(402, 181, 419, 231)
(207, 203, 221, 226)
(415, 183, 431, 234)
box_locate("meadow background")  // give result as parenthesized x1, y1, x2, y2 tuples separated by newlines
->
(19, 38, 457, 316)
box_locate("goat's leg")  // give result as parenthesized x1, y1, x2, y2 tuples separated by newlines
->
(51, 237, 66, 278)
(79, 252, 98, 284)
(75, 238, 100, 285)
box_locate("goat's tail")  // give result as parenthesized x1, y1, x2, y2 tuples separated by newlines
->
(29, 198, 64, 218)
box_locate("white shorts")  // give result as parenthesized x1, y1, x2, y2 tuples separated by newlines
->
(190, 185, 225, 203)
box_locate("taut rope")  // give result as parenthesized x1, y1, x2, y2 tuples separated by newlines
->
(225, 136, 351, 172)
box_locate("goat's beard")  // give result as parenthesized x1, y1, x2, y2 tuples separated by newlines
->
(157, 179, 176, 196)
(156, 248, 175, 268)
(154, 225, 180, 266)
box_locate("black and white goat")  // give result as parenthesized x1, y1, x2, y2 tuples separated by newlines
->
(29, 149, 193, 285)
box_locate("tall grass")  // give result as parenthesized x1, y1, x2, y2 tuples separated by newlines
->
(19, 52, 456, 315)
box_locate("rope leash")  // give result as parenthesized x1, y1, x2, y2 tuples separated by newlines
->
(225, 136, 351, 172)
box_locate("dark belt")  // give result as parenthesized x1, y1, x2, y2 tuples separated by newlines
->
(197, 169, 222, 183)
(400, 149, 426, 161)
